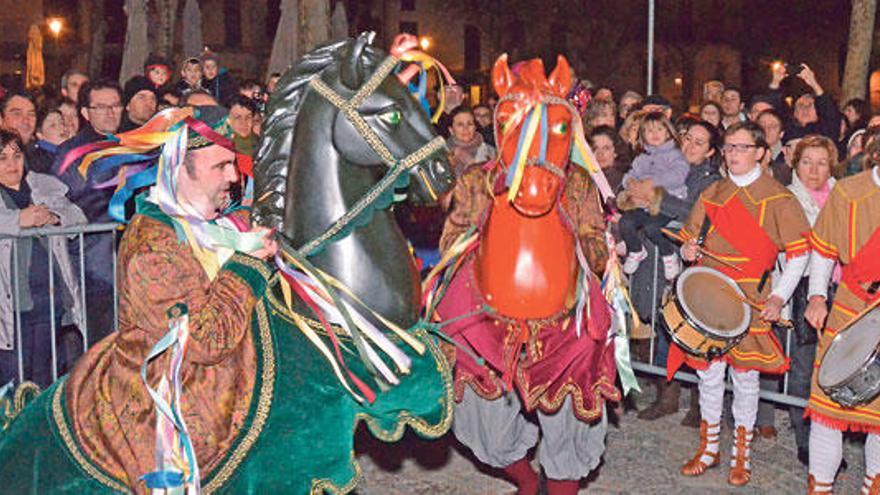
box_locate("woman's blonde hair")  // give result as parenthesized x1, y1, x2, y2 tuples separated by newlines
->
(793, 134, 841, 177)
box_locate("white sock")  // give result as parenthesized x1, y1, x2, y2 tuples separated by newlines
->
(863, 434, 880, 494)
(697, 361, 726, 425)
(809, 422, 842, 491)
(731, 369, 760, 432)
(696, 361, 726, 464)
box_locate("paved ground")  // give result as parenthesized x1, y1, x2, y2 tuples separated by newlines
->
(354, 382, 868, 494)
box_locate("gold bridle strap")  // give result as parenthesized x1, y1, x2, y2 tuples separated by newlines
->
(298, 56, 446, 256)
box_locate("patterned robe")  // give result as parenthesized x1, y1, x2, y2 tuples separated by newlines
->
(806, 169, 880, 432)
(65, 202, 272, 492)
(676, 173, 810, 374)
(436, 164, 619, 422)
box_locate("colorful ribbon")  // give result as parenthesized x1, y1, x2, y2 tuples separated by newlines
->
(139, 304, 200, 494)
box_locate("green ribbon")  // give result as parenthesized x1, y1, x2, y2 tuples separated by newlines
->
(611, 301, 641, 396)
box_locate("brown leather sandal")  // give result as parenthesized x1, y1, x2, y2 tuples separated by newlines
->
(728, 426, 753, 486)
(681, 420, 720, 476)
(807, 474, 833, 494)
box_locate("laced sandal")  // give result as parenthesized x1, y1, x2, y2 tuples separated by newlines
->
(728, 426, 753, 486)
(681, 420, 720, 476)
(863, 474, 880, 495)
(807, 474, 833, 494)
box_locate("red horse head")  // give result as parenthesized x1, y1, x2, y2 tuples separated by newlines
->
(492, 54, 575, 216)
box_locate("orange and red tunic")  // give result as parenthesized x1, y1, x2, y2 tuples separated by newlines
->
(806, 169, 880, 433)
(671, 173, 810, 375)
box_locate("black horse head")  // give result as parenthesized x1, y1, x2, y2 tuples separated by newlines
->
(252, 32, 454, 328)
(253, 32, 453, 235)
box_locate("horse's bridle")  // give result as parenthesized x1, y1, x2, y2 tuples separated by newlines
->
(295, 55, 446, 256)
(493, 92, 578, 183)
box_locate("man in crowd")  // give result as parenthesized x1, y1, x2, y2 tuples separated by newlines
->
(60, 69, 89, 105)
(0, 91, 36, 147)
(120, 76, 158, 132)
(52, 79, 124, 343)
(720, 87, 746, 129)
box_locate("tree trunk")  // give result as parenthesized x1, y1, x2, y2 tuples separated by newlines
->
(156, 0, 180, 59)
(300, 0, 331, 53)
(842, 0, 877, 103)
(87, 0, 107, 78)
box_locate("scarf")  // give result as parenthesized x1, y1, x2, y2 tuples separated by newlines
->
(448, 132, 486, 172)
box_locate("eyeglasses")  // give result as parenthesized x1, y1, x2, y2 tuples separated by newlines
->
(722, 143, 757, 154)
(683, 133, 707, 147)
(88, 104, 123, 113)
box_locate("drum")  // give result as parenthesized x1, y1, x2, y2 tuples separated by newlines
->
(818, 308, 880, 407)
(662, 266, 751, 359)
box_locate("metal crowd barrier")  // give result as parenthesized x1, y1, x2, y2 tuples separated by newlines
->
(0, 222, 122, 385)
(2, 223, 810, 410)
(630, 244, 809, 408)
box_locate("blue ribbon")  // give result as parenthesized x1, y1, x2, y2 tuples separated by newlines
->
(107, 165, 159, 222)
(141, 470, 185, 489)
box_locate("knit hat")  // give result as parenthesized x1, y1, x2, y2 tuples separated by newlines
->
(123, 75, 158, 106)
(144, 54, 172, 73)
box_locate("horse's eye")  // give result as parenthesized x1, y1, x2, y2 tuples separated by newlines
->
(379, 109, 402, 126)
(551, 122, 569, 135)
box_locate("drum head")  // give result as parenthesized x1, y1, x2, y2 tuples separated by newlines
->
(818, 308, 880, 387)
(675, 266, 751, 338)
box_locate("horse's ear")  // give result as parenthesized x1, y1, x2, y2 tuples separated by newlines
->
(492, 54, 514, 98)
(547, 55, 573, 97)
(340, 33, 372, 89)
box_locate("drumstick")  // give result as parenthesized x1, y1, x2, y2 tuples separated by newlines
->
(660, 228, 743, 272)
(835, 293, 880, 334)
(726, 289, 794, 328)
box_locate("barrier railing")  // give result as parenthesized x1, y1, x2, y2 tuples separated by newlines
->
(0, 222, 122, 386)
(2, 223, 810, 409)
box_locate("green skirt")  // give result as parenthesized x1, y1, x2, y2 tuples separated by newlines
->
(0, 295, 453, 494)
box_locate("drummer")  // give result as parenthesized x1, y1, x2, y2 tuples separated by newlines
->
(804, 135, 880, 494)
(677, 122, 810, 486)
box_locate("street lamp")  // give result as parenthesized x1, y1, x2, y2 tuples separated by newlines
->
(419, 36, 430, 51)
(47, 18, 63, 38)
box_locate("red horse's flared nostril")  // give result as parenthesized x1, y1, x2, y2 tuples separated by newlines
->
(511, 166, 561, 217)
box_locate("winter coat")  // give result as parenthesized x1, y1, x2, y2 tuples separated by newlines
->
(0, 172, 87, 350)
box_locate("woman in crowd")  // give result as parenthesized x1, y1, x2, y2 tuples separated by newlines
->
(618, 90, 643, 122)
(626, 120, 722, 425)
(446, 106, 495, 178)
(584, 99, 617, 133)
(700, 101, 723, 129)
(0, 129, 85, 388)
(619, 109, 648, 155)
(777, 135, 838, 469)
(588, 125, 630, 192)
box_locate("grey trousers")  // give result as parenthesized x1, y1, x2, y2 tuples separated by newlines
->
(453, 386, 608, 480)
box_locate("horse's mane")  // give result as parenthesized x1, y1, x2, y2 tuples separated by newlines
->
(251, 35, 383, 230)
